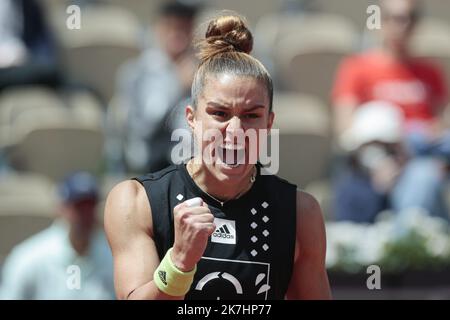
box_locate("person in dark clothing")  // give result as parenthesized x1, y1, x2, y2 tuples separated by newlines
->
(0, 0, 61, 91)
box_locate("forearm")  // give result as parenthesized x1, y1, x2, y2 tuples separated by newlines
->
(126, 281, 185, 300)
(302, 271, 332, 300)
(287, 270, 332, 300)
(126, 248, 196, 300)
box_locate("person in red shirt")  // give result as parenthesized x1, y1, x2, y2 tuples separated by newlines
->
(333, 0, 448, 135)
(332, 0, 449, 225)
(333, 51, 448, 134)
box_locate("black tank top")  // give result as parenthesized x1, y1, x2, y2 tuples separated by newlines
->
(134, 163, 297, 300)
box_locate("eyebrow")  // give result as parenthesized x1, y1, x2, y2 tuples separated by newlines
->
(206, 101, 266, 111)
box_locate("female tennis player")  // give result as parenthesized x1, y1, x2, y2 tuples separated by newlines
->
(104, 13, 331, 300)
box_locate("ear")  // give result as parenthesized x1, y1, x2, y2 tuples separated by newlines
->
(186, 105, 195, 130)
(267, 111, 275, 131)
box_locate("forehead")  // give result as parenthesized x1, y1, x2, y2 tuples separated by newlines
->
(158, 15, 194, 28)
(382, 0, 416, 14)
(201, 74, 269, 107)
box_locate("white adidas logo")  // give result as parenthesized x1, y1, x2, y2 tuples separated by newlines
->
(211, 218, 236, 244)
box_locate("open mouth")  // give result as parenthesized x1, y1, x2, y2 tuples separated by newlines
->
(217, 145, 246, 168)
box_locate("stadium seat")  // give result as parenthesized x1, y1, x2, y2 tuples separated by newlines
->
(66, 90, 105, 129)
(54, 5, 141, 102)
(272, 92, 331, 188)
(313, 0, 376, 29)
(107, 0, 166, 24)
(0, 87, 65, 148)
(410, 18, 450, 82)
(0, 86, 64, 127)
(423, 0, 450, 22)
(273, 14, 359, 102)
(204, 0, 282, 26)
(8, 125, 104, 182)
(0, 173, 56, 264)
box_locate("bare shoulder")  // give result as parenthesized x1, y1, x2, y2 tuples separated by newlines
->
(296, 190, 322, 217)
(104, 180, 160, 299)
(104, 179, 153, 238)
(294, 190, 326, 259)
(287, 190, 331, 299)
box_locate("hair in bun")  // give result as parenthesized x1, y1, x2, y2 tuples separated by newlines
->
(197, 15, 253, 62)
(191, 13, 273, 112)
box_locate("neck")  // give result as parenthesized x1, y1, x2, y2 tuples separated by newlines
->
(69, 225, 92, 256)
(187, 158, 256, 202)
(382, 43, 410, 61)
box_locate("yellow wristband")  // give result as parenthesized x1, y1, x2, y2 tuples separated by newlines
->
(153, 248, 197, 297)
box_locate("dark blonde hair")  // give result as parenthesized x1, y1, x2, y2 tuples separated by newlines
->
(191, 14, 273, 112)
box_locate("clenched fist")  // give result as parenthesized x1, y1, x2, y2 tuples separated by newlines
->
(171, 198, 215, 272)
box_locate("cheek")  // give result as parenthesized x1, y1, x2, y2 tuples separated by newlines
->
(249, 119, 272, 154)
(194, 115, 225, 146)
(194, 116, 218, 154)
(245, 116, 271, 132)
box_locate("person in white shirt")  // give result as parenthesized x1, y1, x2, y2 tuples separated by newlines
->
(0, 172, 115, 300)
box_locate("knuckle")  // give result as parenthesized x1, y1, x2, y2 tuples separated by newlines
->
(194, 223, 207, 233)
(175, 209, 191, 222)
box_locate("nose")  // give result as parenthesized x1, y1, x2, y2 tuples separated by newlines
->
(226, 116, 243, 131)
(224, 116, 245, 145)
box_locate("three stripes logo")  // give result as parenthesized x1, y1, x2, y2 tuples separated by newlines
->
(158, 270, 168, 286)
(212, 218, 236, 244)
(214, 224, 233, 238)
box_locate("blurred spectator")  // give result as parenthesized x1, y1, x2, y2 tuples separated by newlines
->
(0, 172, 114, 299)
(332, 0, 449, 224)
(334, 101, 448, 223)
(0, 0, 61, 91)
(116, 1, 199, 173)
(333, 0, 448, 136)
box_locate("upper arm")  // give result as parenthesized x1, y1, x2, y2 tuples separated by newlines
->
(104, 180, 159, 300)
(286, 190, 331, 300)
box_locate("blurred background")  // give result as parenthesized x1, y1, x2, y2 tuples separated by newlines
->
(0, 0, 449, 299)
